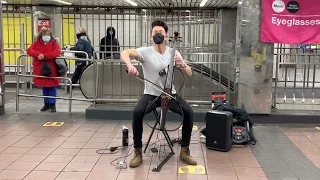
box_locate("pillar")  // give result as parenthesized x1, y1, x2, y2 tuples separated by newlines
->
(219, 9, 237, 106)
(32, 6, 62, 45)
(0, 1, 5, 115)
(236, 0, 274, 114)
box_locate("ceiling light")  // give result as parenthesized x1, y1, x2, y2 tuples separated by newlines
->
(238, 1, 242, 4)
(55, 0, 72, 5)
(1, 1, 7, 3)
(199, 0, 208, 7)
(124, 0, 137, 6)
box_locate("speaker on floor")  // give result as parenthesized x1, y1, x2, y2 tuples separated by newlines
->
(205, 110, 233, 152)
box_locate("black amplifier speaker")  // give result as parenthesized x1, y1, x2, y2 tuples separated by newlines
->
(205, 110, 233, 152)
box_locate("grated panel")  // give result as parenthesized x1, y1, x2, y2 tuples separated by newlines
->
(4, 0, 239, 8)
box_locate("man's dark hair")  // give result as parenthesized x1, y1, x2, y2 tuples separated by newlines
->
(151, 20, 168, 33)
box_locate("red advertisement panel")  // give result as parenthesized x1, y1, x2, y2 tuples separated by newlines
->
(37, 19, 51, 32)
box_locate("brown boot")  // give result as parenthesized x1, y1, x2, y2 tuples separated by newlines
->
(129, 148, 143, 168)
(179, 147, 197, 165)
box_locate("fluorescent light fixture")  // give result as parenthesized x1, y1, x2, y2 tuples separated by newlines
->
(1, 1, 7, 3)
(238, 1, 242, 4)
(55, 0, 72, 5)
(124, 0, 137, 6)
(199, 0, 208, 7)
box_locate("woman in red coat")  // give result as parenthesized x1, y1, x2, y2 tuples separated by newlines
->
(27, 27, 61, 112)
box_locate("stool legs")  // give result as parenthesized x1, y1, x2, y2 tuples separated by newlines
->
(144, 109, 175, 172)
(144, 116, 159, 153)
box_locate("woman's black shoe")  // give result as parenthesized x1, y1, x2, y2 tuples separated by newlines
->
(50, 104, 56, 112)
(41, 103, 50, 111)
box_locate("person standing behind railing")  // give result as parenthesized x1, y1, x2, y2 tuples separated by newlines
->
(68, 27, 94, 92)
(27, 27, 61, 112)
(99, 26, 120, 59)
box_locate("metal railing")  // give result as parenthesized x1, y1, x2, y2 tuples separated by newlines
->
(4, 47, 217, 84)
(2, 48, 28, 93)
(93, 59, 232, 105)
(15, 54, 96, 114)
(14, 51, 234, 113)
(273, 52, 320, 110)
(80, 52, 234, 105)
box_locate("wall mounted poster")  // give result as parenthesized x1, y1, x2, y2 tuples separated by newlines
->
(261, 0, 320, 44)
(37, 19, 51, 32)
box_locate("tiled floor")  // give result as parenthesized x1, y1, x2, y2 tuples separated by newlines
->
(0, 117, 269, 180)
(281, 126, 320, 169)
(0, 89, 320, 179)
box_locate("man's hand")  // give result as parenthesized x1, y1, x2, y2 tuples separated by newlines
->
(38, 53, 44, 60)
(174, 56, 186, 69)
(127, 64, 139, 76)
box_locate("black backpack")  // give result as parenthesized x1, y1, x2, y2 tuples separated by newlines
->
(213, 103, 256, 145)
(201, 103, 256, 146)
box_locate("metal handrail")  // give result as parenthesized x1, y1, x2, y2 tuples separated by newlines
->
(0, 53, 3, 106)
(15, 54, 98, 114)
(61, 50, 89, 59)
(3, 48, 28, 92)
(15, 51, 234, 113)
(2, 48, 26, 54)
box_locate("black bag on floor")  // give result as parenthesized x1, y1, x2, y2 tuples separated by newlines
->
(201, 103, 256, 146)
(42, 58, 52, 77)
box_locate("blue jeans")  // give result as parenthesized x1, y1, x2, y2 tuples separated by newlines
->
(42, 86, 57, 104)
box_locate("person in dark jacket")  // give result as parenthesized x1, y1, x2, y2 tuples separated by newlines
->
(27, 27, 61, 112)
(69, 27, 94, 86)
(99, 26, 120, 59)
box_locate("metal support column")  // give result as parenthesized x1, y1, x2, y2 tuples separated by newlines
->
(0, 1, 5, 115)
(20, 24, 27, 93)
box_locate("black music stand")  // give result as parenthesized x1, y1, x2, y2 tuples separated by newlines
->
(144, 102, 176, 172)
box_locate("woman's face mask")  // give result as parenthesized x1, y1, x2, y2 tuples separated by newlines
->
(76, 32, 86, 39)
(42, 36, 50, 42)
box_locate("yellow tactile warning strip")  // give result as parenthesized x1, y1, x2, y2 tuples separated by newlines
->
(178, 165, 206, 174)
(43, 122, 65, 127)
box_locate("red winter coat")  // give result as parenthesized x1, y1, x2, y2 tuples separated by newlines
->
(27, 39, 61, 87)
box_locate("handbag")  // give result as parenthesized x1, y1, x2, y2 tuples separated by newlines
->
(55, 58, 68, 77)
(42, 57, 52, 77)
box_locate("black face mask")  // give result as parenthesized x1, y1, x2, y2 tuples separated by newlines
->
(153, 33, 164, 44)
(76, 32, 86, 39)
